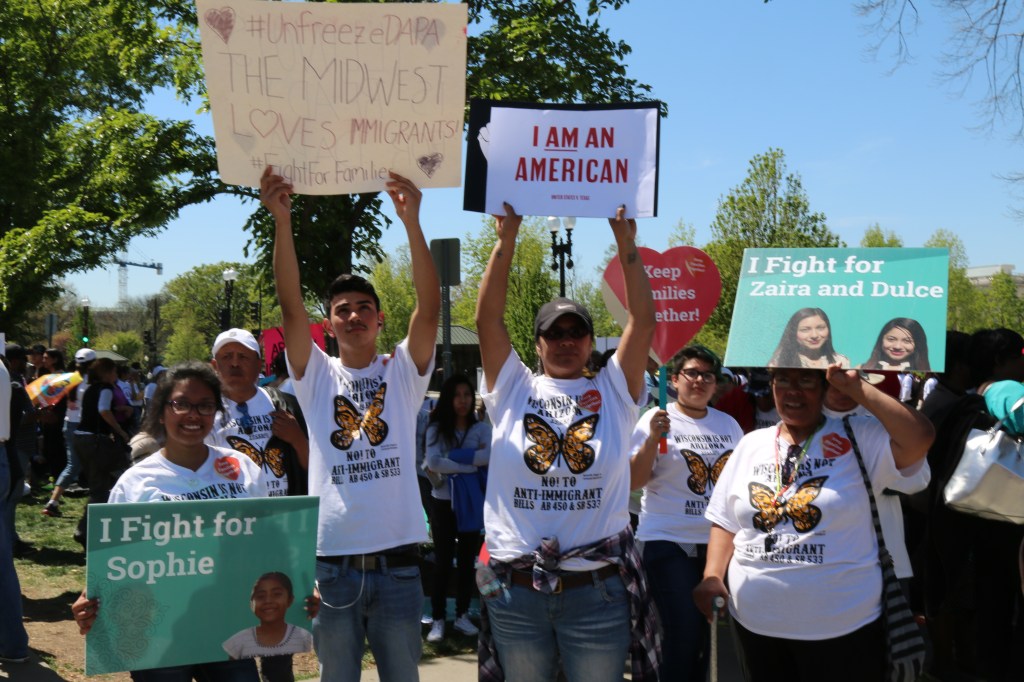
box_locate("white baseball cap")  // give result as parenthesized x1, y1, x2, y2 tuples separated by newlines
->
(212, 328, 261, 357)
(74, 348, 97, 364)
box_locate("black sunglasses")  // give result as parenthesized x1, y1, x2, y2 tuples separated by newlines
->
(540, 326, 590, 342)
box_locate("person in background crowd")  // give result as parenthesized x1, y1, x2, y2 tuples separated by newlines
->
(41, 348, 95, 516)
(918, 328, 1024, 681)
(26, 345, 46, 383)
(695, 365, 934, 681)
(474, 203, 659, 681)
(263, 164, 440, 682)
(423, 374, 490, 643)
(630, 344, 744, 682)
(206, 329, 308, 498)
(0, 354, 30, 664)
(3, 345, 36, 558)
(35, 349, 68, 491)
(143, 365, 166, 416)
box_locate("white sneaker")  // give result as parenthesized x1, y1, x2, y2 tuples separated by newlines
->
(453, 614, 479, 636)
(427, 619, 445, 642)
(420, 614, 433, 625)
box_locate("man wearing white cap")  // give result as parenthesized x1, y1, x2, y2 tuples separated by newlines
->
(207, 329, 308, 497)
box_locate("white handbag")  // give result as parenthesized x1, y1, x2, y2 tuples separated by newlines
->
(943, 397, 1024, 524)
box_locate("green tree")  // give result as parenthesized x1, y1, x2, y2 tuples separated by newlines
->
(924, 229, 984, 332)
(702, 148, 843, 342)
(368, 246, 417, 354)
(92, 331, 145, 364)
(0, 0, 219, 331)
(667, 219, 697, 247)
(575, 279, 620, 338)
(164, 315, 209, 365)
(860, 223, 904, 247)
(454, 217, 558, 369)
(984, 271, 1024, 330)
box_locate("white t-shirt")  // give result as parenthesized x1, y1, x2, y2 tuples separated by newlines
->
(817, 409, 930, 578)
(207, 388, 290, 497)
(705, 416, 927, 639)
(109, 445, 268, 502)
(288, 340, 431, 555)
(222, 624, 313, 659)
(753, 406, 779, 430)
(631, 404, 744, 545)
(481, 351, 640, 570)
(65, 377, 88, 423)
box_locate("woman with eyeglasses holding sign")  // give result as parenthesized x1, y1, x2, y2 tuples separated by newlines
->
(71, 362, 277, 682)
(693, 365, 934, 681)
(629, 344, 744, 682)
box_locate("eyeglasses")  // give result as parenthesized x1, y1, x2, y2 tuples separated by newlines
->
(679, 368, 717, 383)
(540, 326, 589, 342)
(772, 375, 822, 390)
(167, 399, 218, 416)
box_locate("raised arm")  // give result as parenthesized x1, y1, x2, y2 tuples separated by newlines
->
(475, 204, 521, 392)
(826, 365, 935, 469)
(385, 172, 440, 374)
(262, 166, 313, 380)
(610, 206, 656, 403)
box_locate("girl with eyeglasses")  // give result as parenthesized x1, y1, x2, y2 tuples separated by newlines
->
(71, 362, 269, 682)
(629, 344, 744, 681)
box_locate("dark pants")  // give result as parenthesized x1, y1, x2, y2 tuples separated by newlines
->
(74, 432, 127, 545)
(642, 541, 708, 682)
(429, 499, 481, 619)
(732, 616, 885, 682)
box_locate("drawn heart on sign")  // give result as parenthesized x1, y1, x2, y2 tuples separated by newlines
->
(249, 109, 278, 138)
(821, 432, 852, 459)
(215, 456, 241, 481)
(602, 246, 722, 365)
(204, 7, 236, 44)
(417, 153, 444, 177)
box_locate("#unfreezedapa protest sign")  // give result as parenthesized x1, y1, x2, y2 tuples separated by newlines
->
(465, 100, 660, 219)
(724, 248, 948, 371)
(85, 497, 318, 674)
(197, 0, 467, 194)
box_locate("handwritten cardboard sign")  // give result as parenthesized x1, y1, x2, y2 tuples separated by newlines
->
(196, 0, 468, 194)
(85, 497, 318, 674)
(601, 247, 721, 365)
(724, 248, 948, 371)
(465, 100, 660, 218)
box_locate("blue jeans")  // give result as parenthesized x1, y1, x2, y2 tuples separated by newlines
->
(486, 570, 631, 682)
(313, 558, 423, 682)
(54, 420, 80, 488)
(129, 658, 258, 682)
(642, 540, 708, 682)
(0, 444, 30, 659)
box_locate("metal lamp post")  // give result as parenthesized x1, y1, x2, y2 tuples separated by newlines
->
(548, 216, 576, 297)
(221, 267, 239, 331)
(80, 296, 91, 346)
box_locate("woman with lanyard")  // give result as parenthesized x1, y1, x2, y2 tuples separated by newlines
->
(694, 365, 933, 681)
(423, 373, 490, 642)
(71, 362, 281, 682)
(629, 344, 744, 681)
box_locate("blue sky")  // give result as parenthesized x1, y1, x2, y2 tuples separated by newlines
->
(70, 1, 1024, 308)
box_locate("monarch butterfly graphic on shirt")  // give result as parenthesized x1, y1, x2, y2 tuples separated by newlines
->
(330, 383, 388, 451)
(682, 449, 733, 497)
(523, 413, 599, 475)
(226, 436, 286, 478)
(748, 476, 828, 533)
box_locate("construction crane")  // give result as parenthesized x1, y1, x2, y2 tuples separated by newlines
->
(113, 258, 163, 304)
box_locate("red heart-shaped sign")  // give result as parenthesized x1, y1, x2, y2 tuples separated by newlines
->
(821, 432, 852, 459)
(602, 246, 722, 365)
(215, 456, 241, 481)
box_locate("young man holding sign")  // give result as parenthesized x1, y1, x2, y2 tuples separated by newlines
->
(474, 204, 659, 681)
(261, 166, 440, 682)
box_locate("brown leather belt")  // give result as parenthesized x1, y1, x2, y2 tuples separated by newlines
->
(317, 553, 420, 571)
(508, 564, 618, 594)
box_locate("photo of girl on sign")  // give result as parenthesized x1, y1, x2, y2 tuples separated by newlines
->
(860, 317, 931, 371)
(767, 307, 850, 369)
(222, 572, 313, 682)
